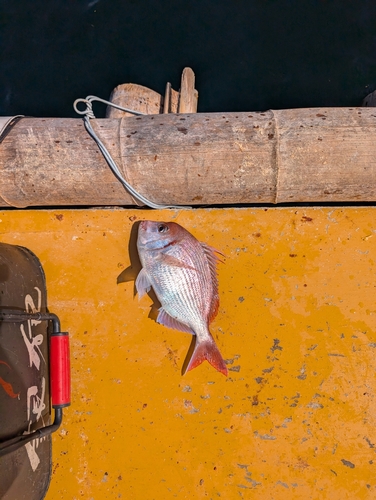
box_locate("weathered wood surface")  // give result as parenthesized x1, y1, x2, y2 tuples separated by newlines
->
(106, 67, 197, 118)
(106, 84, 164, 118)
(178, 67, 198, 113)
(1, 108, 376, 207)
(163, 82, 178, 114)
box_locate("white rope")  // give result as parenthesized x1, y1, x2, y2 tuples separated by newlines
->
(73, 95, 189, 210)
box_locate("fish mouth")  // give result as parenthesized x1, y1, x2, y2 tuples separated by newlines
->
(137, 220, 172, 249)
(139, 220, 157, 231)
(137, 221, 148, 246)
(138, 220, 151, 239)
(137, 220, 156, 246)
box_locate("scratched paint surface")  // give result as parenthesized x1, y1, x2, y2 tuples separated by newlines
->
(0, 208, 375, 499)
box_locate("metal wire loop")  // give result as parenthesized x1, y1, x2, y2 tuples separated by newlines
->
(73, 95, 189, 210)
(73, 98, 95, 118)
(73, 95, 146, 118)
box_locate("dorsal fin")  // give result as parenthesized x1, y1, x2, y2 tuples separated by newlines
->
(200, 242, 224, 323)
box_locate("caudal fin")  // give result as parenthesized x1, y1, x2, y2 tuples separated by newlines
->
(185, 337, 228, 376)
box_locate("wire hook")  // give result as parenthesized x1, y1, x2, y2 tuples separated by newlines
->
(73, 95, 190, 210)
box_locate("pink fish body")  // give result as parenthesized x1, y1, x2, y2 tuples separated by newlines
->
(136, 221, 227, 376)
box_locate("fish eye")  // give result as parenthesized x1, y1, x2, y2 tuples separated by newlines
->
(157, 224, 168, 233)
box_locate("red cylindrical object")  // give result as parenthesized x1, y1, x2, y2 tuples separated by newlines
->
(50, 332, 71, 408)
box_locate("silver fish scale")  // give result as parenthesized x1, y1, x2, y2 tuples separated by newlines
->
(147, 238, 213, 337)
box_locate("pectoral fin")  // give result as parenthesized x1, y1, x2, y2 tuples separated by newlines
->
(135, 268, 152, 299)
(161, 254, 196, 271)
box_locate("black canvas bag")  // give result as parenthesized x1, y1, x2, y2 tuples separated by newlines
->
(0, 243, 70, 500)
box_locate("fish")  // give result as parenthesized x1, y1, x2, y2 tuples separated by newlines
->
(136, 220, 228, 376)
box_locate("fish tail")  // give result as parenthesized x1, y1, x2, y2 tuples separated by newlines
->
(185, 336, 228, 376)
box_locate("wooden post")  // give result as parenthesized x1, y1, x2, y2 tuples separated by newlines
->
(163, 82, 180, 114)
(106, 68, 196, 117)
(105, 84, 163, 117)
(178, 68, 198, 113)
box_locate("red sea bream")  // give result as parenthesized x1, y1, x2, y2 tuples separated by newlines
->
(136, 221, 227, 376)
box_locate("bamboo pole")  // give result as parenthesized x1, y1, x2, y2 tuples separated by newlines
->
(1, 107, 376, 208)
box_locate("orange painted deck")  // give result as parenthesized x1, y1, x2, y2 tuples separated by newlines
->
(1, 207, 375, 499)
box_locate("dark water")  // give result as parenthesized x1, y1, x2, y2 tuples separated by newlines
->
(1, 0, 376, 117)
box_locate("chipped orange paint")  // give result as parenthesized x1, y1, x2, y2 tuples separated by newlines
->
(0, 207, 375, 499)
